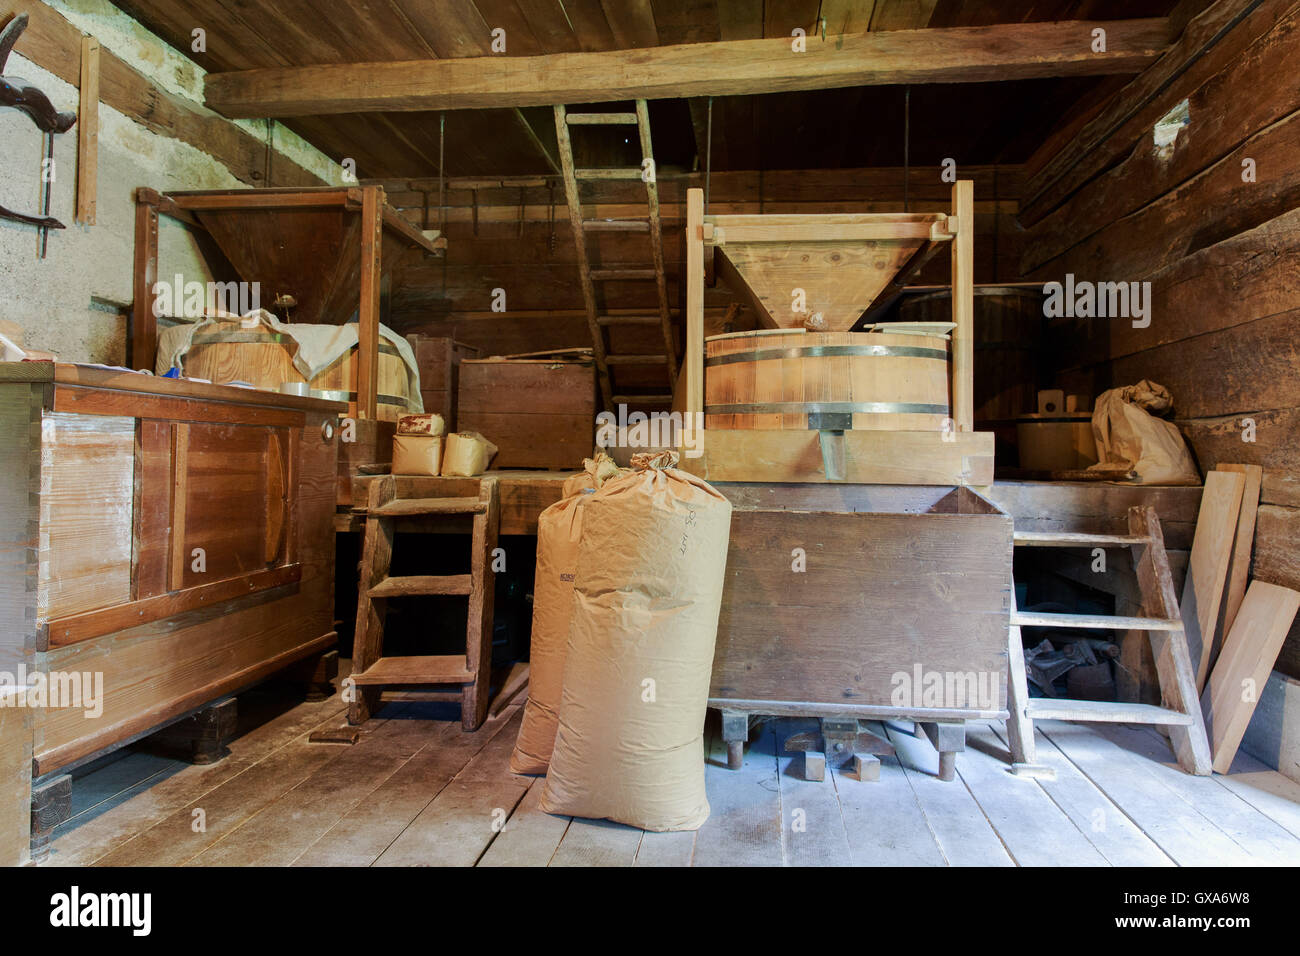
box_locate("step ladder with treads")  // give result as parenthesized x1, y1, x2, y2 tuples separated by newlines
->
(1004, 505, 1212, 775)
(554, 100, 677, 411)
(349, 475, 499, 731)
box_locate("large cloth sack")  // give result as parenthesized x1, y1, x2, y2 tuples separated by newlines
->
(540, 451, 732, 831)
(510, 454, 626, 774)
(1089, 380, 1198, 484)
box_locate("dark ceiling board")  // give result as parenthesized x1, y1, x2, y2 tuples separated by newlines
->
(765, 0, 823, 36)
(869, 0, 940, 30)
(560, 0, 618, 50)
(599, 0, 659, 47)
(818, 0, 881, 34)
(392, 0, 492, 57)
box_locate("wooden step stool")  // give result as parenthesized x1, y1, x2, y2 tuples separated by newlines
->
(1004, 505, 1212, 775)
(349, 475, 499, 730)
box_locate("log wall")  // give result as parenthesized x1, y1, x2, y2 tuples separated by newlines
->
(1019, 0, 1300, 676)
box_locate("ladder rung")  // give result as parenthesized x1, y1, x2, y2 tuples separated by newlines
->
(611, 393, 673, 405)
(368, 574, 472, 598)
(566, 112, 639, 125)
(598, 314, 661, 326)
(582, 218, 651, 232)
(576, 167, 644, 180)
(1012, 611, 1182, 631)
(590, 269, 656, 281)
(351, 655, 474, 686)
(1014, 531, 1151, 547)
(373, 497, 485, 517)
(1026, 698, 1194, 725)
(605, 354, 669, 365)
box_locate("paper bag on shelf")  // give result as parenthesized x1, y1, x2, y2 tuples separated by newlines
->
(391, 434, 443, 476)
(441, 431, 498, 476)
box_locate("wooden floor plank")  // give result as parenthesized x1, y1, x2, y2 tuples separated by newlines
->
(831, 752, 947, 866)
(1039, 720, 1258, 865)
(55, 752, 181, 839)
(549, 818, 645, 867)
(958, 724, 1108, 867)
(94, 720, 366, 867)
(989, 724, 1174, 867)
(476, 781, 570, 867)
(188, 706, 439, 866)
(773, 718, 853, 867)
(633, 828, 696, 867)
(292, 708, 515, 867)
(49, 691, 348, 866)
(691, 722, 783, 867)
(1216, 748, 1300, 842)
(1096, 723, 1300, 865)
(885, 723, 1015, 867)
(373, 709, 530, 867)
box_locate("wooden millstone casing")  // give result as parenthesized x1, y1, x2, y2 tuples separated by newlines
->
(704, 329, 951, 432)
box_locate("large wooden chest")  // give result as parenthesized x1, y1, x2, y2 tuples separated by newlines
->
(710, 485, 1012, 719)
(457, 358, 596, 470)
(0, 363, 341, 779)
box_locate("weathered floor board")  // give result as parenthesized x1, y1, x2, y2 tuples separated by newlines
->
(46, 675, 1300, 867)
(988, 724, 1174, 867)
(885, 723, 1016, 866)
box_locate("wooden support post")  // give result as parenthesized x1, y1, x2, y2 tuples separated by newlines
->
(76, 37, 99, 225)
(357, 185, 384, 421)
(853, 753, 881, 782)
(685, 188, 705, 435)
(30, 774, 72, 863)
(1004, 588, 1038, 765)
(131, 193, 159, 372)
(920, 721, 966, 781)
(720, 709, 748, 770)
(804, 751, 826, 782)
(950, 179, 974, 432)
(462, 478, 500, 731)
(286, 648, 339, 701)
(150, 697, 238, 764)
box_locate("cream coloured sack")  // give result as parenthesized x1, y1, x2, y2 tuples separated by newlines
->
(540, 451, 732, 831)
(1090, 380, 1198, 484)
(510, 454, 627, 774)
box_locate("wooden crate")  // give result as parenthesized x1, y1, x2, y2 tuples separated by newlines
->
(711, 486, 1012, 718)
(457, 358, 596, 470)
(0, 364, 340, 781)
(406, 334, 480, 429)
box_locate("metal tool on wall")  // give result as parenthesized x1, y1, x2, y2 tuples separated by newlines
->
(0, 13, 78, 256)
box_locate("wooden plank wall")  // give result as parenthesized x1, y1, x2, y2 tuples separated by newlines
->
(384, 165, 1024, 355)
(1018, 0, 1300, 676)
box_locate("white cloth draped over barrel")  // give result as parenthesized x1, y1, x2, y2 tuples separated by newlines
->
(155, 308, 424, 413)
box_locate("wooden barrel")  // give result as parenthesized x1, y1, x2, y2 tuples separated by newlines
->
(182, 320, 415, 421)
(898, 286, 1044, 424)
(704, 329, 950, 431)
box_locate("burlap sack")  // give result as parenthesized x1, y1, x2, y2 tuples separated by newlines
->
(1090, 380, 1199, 484)
(540, 451, 732, 831)
(510, 454, 627, 774)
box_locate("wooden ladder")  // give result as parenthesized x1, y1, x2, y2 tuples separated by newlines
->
(554, 100, 677, 412)
(1004, 505, 1213, 775)
(349, 475, 499, 731)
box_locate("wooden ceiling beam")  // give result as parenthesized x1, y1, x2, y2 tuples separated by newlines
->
(205, 18, 1172, 117)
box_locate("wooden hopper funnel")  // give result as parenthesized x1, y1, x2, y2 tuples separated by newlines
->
(166, 187, 442, 324)
(709, 212, 953, 330)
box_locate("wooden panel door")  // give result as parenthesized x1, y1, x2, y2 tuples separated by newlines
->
(169, 422, 295, 591)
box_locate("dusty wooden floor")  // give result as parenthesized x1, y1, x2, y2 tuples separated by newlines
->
(45, 671, 1300, 867)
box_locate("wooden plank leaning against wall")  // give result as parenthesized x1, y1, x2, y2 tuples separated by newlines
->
(1018, 0, 1300, 676)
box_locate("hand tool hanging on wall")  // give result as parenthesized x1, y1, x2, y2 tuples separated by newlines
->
(0, 14, 77, 253)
